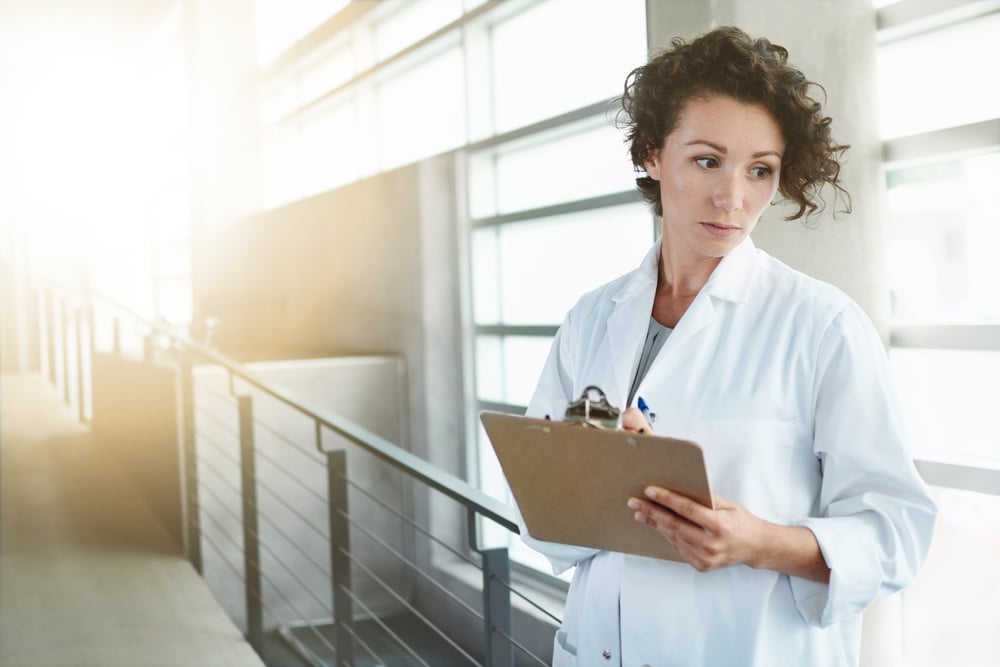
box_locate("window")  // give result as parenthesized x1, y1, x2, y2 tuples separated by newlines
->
(878, 11, 1000, 139)
(878, 3, 1000, 665)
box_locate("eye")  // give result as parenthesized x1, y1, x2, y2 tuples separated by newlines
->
(694, 157, 719, 169)
(750, 165, 774, 179)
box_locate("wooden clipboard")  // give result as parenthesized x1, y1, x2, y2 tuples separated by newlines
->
(480, 411, 714, 563)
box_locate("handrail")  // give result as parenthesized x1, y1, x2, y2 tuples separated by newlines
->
(89, 289, 519, 533)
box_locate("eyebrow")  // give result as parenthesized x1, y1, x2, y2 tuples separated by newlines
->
(685, 139, 783, 160)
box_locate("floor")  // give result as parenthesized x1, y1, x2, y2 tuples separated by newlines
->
(0, 372, 267, 667)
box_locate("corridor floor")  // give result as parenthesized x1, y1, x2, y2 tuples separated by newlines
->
(0, 372, 265, 667)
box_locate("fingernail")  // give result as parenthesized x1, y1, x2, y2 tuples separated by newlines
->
(627, 498, 639, 510)
(644, 488, 656, 499)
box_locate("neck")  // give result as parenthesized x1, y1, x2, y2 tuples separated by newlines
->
(657, 240, 722, 297)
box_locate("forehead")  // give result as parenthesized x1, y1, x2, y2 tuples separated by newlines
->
(669, 95, 785, 151)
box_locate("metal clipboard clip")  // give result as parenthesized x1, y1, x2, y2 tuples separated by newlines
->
(563, 385, 621, 429)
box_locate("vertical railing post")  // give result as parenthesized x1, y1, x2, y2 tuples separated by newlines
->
(178, 359, 202, 573)
(60, 296, 70, 404)
(481, 546, 514, 667)
(74, 306, 85, 424)
(44, 288, 55, 385)
(327, 449, 354, 666)
(238, 395, 264, 654)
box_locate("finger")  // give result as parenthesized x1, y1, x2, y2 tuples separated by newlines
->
(628, 497, 701, 535)
(621, 407, 653, 434)
(644, 486, 716, 532)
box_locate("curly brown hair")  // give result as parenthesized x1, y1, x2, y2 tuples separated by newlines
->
(617, 26, 850, 221)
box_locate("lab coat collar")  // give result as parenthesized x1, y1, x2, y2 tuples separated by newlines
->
(612, 235, 761, 305)
(702, 236, 760, 304)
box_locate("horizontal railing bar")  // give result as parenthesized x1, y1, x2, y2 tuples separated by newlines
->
(254, 446, 328, 504)
(336, 508, 485, 623)
(492, 626, 550, 667)
(200, 469, 334, 584)
(197, 456, 245, 501)
(197, 501, 246, 559)
(253, 417, 327, 465)
(489, 574, 562, 626)
(199, 530, 245, 579)
(200, 481, 334, 607)
(336, 469, 480, 568)
(337, 548, 482, 667)
(257, 479, 332, 542)
(90, 289, 518, 534)
(259, 568, 337, 658)
(195, 407, 241, 442)
(336, 619, 384, 667)
(256, 534, 334, 617)
(278, 620, 341, 667)
(193, 380, 237, 408)
(255, 506, 333, 580)
(336, 586, 433, 667)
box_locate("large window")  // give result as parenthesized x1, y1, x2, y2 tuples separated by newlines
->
(878, 2, 1000, 664)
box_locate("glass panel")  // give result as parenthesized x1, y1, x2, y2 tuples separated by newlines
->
(900, 486, 1000, 666)
(471, 227, 500, 324)
(491, 0, 646, 133)
(261, 128, 301, 209)
(475, 334, 503, 403)
(469, 119, 637, 218)
(886, 152, 1000, 324)
(254, 0, 351, 66)
(298, 41, 354, 105)
(890, 348, 1000, 465)
(373, 0, 464, 62)
(878, 13, 1000, 139)
(300, 101, 358, 196)
(493, 203, 653, 325)
(376, 47, 466, 170)
(502, 335, 554, 407)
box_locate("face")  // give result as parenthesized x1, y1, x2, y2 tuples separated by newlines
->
(643, 95, 784, 262)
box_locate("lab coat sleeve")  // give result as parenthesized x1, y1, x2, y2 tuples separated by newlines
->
(789, 301, 937, 627)
(515, 312, 602, 575)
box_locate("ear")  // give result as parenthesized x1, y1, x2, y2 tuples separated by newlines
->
(643, 149, 662, 181)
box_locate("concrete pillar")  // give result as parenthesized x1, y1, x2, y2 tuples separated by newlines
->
(183, 0, 261, 330)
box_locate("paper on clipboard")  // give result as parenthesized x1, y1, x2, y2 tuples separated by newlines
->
(480, 411, 714, 563)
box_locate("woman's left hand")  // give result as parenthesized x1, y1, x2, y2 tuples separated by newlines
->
(627, 487, 767, 572)
(627, 486, 831, 581)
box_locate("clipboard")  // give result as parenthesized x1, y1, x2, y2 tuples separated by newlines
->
(480, 411, 714, 563)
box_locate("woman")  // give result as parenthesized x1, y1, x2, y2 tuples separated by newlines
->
(521, 27, 936, 666)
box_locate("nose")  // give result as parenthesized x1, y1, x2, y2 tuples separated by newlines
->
(712, 173, 743, 213)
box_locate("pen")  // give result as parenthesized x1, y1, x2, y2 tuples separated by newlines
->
(637, 396, 655, 428)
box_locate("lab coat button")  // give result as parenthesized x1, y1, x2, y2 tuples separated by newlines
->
(602, 650, 612, 659)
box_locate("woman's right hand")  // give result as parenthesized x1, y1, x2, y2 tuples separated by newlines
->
(621, 407, 654, 434)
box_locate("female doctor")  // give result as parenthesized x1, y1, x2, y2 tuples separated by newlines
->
(521, 27, 937, 667)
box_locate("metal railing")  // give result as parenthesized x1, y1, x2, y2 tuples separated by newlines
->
(34, 283, 562, 667)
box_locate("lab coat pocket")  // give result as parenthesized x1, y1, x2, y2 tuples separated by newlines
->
(552, 629, 578, 667)
(688, 419, 798, 524)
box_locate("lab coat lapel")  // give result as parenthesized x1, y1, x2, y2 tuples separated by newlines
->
(606, 244, 659, 407)
(665, 236, 760, 355)
(636, 237, 760, 391)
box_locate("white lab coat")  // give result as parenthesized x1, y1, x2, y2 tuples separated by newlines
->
(522, 237, 936, 667)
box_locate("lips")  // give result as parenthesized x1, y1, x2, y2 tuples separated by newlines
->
(700, 222, 741, 238)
